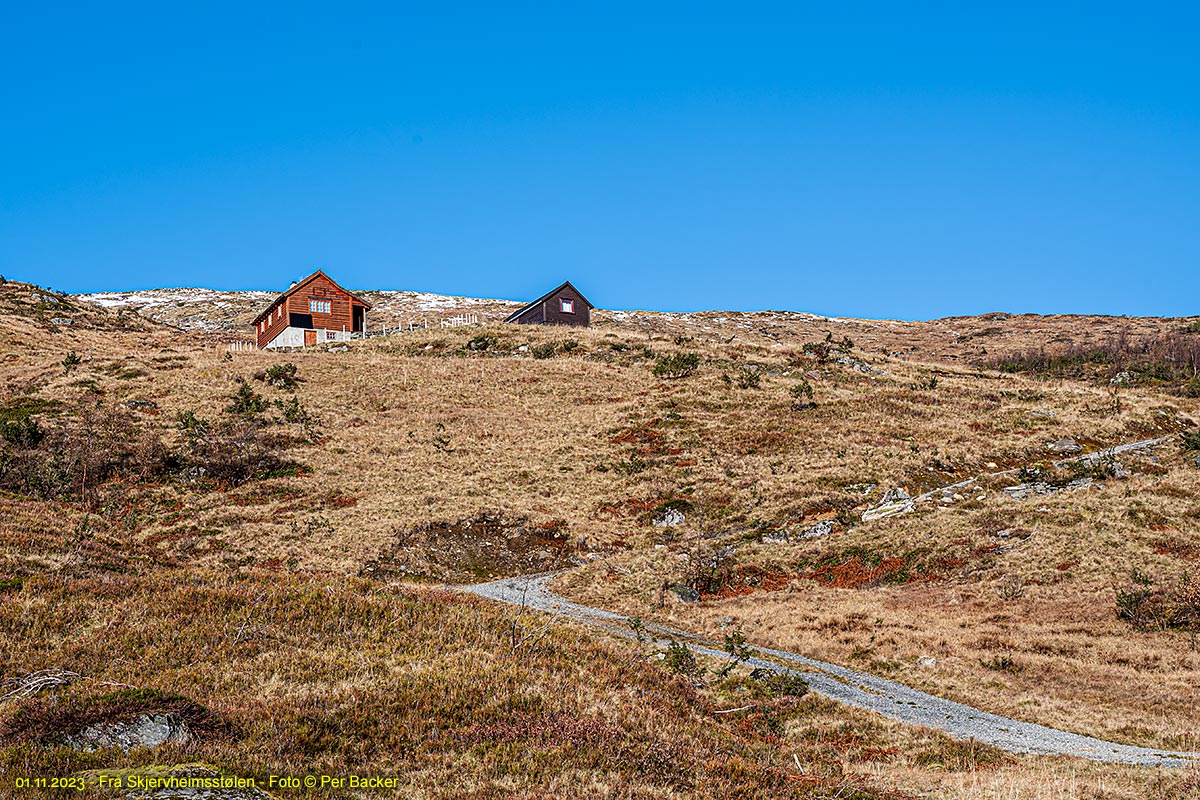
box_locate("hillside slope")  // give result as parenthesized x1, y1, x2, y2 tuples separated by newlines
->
(0, 279, 1197, 798)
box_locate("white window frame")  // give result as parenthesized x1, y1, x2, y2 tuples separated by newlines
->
(560, 299, 575, 314)
(310, 299, 331, 314)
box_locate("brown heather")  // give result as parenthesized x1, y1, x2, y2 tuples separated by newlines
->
(1, 280, 1199, 798)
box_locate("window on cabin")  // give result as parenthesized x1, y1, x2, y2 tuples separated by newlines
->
(310, 299, 331, 314)
(560, 299, 574, 314)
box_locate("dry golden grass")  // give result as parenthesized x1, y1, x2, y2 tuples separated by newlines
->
(3, 278, 1200, 796)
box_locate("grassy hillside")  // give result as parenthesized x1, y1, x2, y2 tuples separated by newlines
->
(2, 278, 1199, 798)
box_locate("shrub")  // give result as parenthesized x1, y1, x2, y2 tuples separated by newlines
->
(1115, 569, 1200, 632)
(176, 416, 297, 487)
(561, 339, 579, 353)
(750, 669, 809, 698)
(275, 397, 315, 437)
(531, 342, 557, 360)
(0, 416, 44, 448)
(996, 574, 1026, 601)
(0, 400, 170, 505)
(983, 332, 1200, 388)
(980, 654, 1022, 673)
(653, 352, 699, 380)
(226, 382, 269, 416)
(466, 334, 497, 351)
(175, 410, 212, 442)
(801, 333, 854, 364)
(262, 362, 299, 389)
(664, 640, 701, 677)
(717, 630, 753, 677)
(61, 351, 82, 375)
(788, 380, 815, 410)
(735, 365, 762, 389)
(1181, 430, 1200, 452)
(614, 452, 647, 476)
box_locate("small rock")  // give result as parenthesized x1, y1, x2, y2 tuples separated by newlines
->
(68, 713, 189, 752)
(918, 657, 937, 667)
(1029, 409, 1056, 419)
(652, 508, 686, 527)
(1110, 370, 1140, 385)
(1047, 438, 1082, 455)
(863, 494, 915, 522)
(881, 487, 911, 503)
(800, 519, 835, 540)
(668, 583, 700, 603)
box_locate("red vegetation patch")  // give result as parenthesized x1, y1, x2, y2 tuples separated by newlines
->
(1153, 537, 1200, 560)
(456, 711, 619, 748)
(802, 556, 910, 589)
(595, 496, 657, 520)
(701, 564, 793, 600)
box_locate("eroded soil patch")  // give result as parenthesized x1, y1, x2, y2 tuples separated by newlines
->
(360, 514, 576, 583)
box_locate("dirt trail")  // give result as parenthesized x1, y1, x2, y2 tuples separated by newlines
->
(461, 572, 1199, 768)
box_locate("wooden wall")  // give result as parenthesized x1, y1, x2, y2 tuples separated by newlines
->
(255, 273, 366, 348)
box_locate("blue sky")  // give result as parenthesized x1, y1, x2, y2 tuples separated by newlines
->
(2, 2, 1197, 319)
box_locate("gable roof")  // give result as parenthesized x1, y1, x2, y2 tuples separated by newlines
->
(252, 269, 371, 324)
(504, 281, 594, 323)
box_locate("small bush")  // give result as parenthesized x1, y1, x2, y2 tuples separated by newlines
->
(262, 362, 299, 389)
(614, 452, 647, 476)
(275, 397, 314, 431)
(996, 574, 1026, 601)
(61, 351, 82, 375)
(0, 400, 170, 504)
(653, 352, 700, 380)
(177, 416, 297, 487)
(226, 382, 269, 416)
(664, 641, 702, 677)
(466, 334, 497, 351)
(801, 333, 854, 364)
(789, 380, 815, 409)
(750, 669, 809, 698)
(0, 416, 44, 448)
(561, 339, 579, 353)
(735, 365, 762, 389)
(1115, 569, 1200, 632)
(1181, 430, 1200, 452)
(531, 342, 558, 360)
(980, 654, 1022, 673)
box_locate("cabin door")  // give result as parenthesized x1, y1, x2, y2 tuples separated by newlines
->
(304, 330, 317, 347)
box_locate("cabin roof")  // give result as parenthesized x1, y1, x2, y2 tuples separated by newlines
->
(504, 281, 594, 323)
(252, 269, 371, 324)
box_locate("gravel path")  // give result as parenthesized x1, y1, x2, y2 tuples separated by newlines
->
(461, 573, 1199, 767)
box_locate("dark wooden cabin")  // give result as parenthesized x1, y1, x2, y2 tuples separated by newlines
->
(504, 281, 593, 328)
(252, 270, 371, 349)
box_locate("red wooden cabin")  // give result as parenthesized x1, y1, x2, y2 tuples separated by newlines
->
(253, 270, 371, 349)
